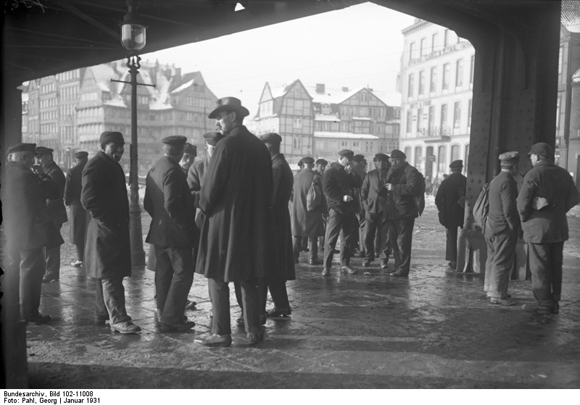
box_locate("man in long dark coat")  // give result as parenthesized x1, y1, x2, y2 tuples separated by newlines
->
(483, 152, 520, 306)
(322, 149, 362, 276)
(352, 154, 367, 257)
(194, 97, 273, 347)
(4, 143, 63, 324)
(259, 133, 295, 318)
(81, 131, 141, 334)
(518, 143, 580, 314)
(144, 135, 198, 332)
(291, 156, 325, 265)
(64, 151, 89, 267)
(435, 159, 467, 270)
(35, 147, 67, 283)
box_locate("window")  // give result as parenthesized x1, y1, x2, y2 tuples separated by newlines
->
(406, 110, 413, 133)
(428, 106, 435, 133)
(451, 145, 460, 162)
(453, 102, 461, 128)
(417, 108, 423, 133)
(419, 71, 425, 96)
(405, 147, 412, 159)
(456, 60, 464, 87)
(321, 103, 331, 114)
(340, 122, 349, 131)
(440, 104, 448, 131)
(558, 45, 564, 83)
(293, 136, 302, 149)
(408, 73, 414, 97)
(420, 38, 426, 57)
(467, 99, 472, 128)
(293, 118, 302, 129)
(430, 67, 437, 93)
(409, 42, 415, 62)
(438, 145, 447, 172)
(444, 29, 449, 47)
(470, 55, 475, 85)
(414, 146, 422, 167)
(442, 64, 450, 90)
(431, 33, 438, 53)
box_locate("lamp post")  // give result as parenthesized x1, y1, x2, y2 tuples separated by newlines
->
(115, 0, 149, 266)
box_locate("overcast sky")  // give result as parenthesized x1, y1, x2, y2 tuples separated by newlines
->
(141, 2, 415, 114)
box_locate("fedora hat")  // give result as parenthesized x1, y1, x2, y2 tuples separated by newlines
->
(208, 97, 249, 119)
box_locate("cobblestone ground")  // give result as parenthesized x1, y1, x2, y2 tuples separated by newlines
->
(25, 196, 580, 389)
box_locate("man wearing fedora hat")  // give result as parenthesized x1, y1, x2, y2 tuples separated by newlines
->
(517, 142, 580, 314)
(4, 143, 63, 324)
(64, 151, 90, 267)
(195, 97, 273, 347)
(435, 159, 467, 270)
(81, 131, 141, 334)
(35, 146, 68, 283)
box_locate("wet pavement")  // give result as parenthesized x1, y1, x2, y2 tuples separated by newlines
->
(24, 205, 580, 389)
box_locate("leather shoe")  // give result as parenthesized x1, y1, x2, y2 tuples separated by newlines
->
(266, 307, 291, 318)
(363, 260, 372, 267)
(247, 332, 264, 345)
(552, 301, 560, 314)
(321, 268, 330, 277)
(110, 321, 141, 334)
(195, 334, 232, 347)
(489, 297, 517, 306)
(390, 270, 408, 278)
(26, 314, 51, 324)
(185, 300, 197, 310)
(448, 261, 457, 270)
(159, 320, 195, 332)
(341, 265, 357, 274)
(309, 258, 323, 265)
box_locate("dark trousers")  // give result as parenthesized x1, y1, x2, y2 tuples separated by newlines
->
(293, 236, 319, 261)
(259, 277, 291, 315)
(19, 247, 45, 319)
(95, 276, 131, 324)
(154, 246, 194, 325)
(484, 228, 517, 299)
(527, 242, 564, 305)
(323, 209, 357, 269)
(358, 212, 366, 252)
(43, 223, 62, 279)
(210, 278, 260, 335)
(75, 244, 85, 262)
(386, 217, 415, 275)
(364, 212, 391, 261)
(445, 226, 459, 262)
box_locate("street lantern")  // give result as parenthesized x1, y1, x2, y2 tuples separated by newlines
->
(120, 0, 146, 52)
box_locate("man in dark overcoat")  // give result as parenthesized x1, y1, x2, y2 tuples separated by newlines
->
(361, 153, 392, 268)
(259, 133, 295, 318)
(35, 147, 67, 283)
(517, 143, 580, 314)
(194, 97, 273, 347)
(291, 156, 325, 265)
(384, 149, 422, 277)
(4, 143, 63, 324)
(352, 154, 367, 257)
(144, 136, 198, 332)
(81, 131, 141, 334)
(321, 149, 362, 276)
(435, 159, 467, 270)
(483, 152, 520, 306)
(64, 151, 89, 267)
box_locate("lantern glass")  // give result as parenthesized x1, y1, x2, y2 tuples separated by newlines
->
(121, 24, 146, 52)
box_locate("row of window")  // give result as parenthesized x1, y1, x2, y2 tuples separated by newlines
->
(408, 29, 460, 62)
(405, 99, 472, 135)
(407, 56, 475, 98)
(404, 144, 469, 174)
(40, 98, 58, 108)
(56, 70, 80, 82)
(41, 82, 57, 94)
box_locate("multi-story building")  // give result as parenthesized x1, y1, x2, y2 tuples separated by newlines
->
(253, 80, 400, 164)
(398, 19, 474, 183)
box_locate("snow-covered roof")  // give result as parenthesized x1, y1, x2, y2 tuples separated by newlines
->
(352, 117, 371, 121)
(171, 79, 194, 94)
(104, 98, 126, 108)
(315, 114, 340, 122)
(314, 131, 379, 140)
(306, 85, 360, 104)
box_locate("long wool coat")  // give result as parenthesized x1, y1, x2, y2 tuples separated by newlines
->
(291, 168, 325, 237)
(187, 155, 210, 229)
(435, 172, 466, 229)
(81, 151, 131, 279)
(271, 154, 295, 281)
(45, 161, 68, 225)
(64, 159, 88, 245)
(195, 125, 274, 282)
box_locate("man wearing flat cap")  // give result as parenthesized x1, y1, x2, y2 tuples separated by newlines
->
(144, 136, 198, 332)
(484, 152, 521, 306)
(179, 142, 197, 172)
(258, 133, 295, 319)
(64, 151, 90, 267)
(292, 156, 326, 265)
(81, 131, 141, 334)
(195, 97, 273, 347)
(384, 149, 422, 277)
(435, 159, 467, 270)
(321, 149, 362, 276)
(361, 153, 392, 268)
(4, 143, 63, 324)
(35, 146, 68, 283)
(517, 142, 580, 314)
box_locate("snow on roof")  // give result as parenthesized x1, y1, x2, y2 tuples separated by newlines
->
(171, 79, 194, 94)
(352, 117, 371, 121)
(306, 85, 360, 104)
(104, 98, 126, 108)
(314, 131, 379, 140)
(315, 114, 340, 122)
(91, 64, 118, 93)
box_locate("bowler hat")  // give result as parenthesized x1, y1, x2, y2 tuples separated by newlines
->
(184, 142, 197, 155)
(74, 151, 89, 159)
(315, 158, 328, 166)
(208, 97, 249, 119)
(390, 149, 406, 159)
(35, 146, 54, 156)
(99, 131, 124, 146)
(301, 156, 315, 164)
(528, 142, 553, 159)
(162, 135, 187, 146)
(203, 132, 225, 146)
(373, 153, 389, 162)
(499, 151, 520, 164)
(338, 149, 354, 160)
(449, 160, 463, 169)
(8, 143, 36, 154)
(260, 133, 282, 144)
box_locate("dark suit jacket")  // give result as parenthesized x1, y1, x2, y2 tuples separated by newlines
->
(385, 162, 421, 219)
(517, 160, 580, 243)
(65, 159, 88, 245)
(45, 161, 68, 225)
(487, 171, 519, 235)
(322, 162, 361, 215)
(361, 169, 389, 216)
(435, 172, 466, 228)
(144, 156, 197, 248)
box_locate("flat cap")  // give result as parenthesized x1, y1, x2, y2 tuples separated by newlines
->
(162, 135, 187, 146)
(74, 151, 89, 159)
(301, 156, 315, 164)
(373, 153, 389, 162)
(528, 142, 553, 159)
(499, 151, 520, 164)
(315, 158, 328, 165)
(8, 143, 36, 154)
(297, 158, 304, 167)
(390, 149, 406, 159)
(353, 154, 365, 162)
(203, 131, 225, 146)
(183, 142, 197, 155)
(99, 131, 124, 145)
(449, 159, 463, 169)
(260, 133, 282, 144)
(208, 97, 249, 119)
(35, 146, 54, 156)
(338, 149, 354, 159)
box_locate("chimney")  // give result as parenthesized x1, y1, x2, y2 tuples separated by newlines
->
(342, 87, 349, 92)
(316, 83, 325, 93)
